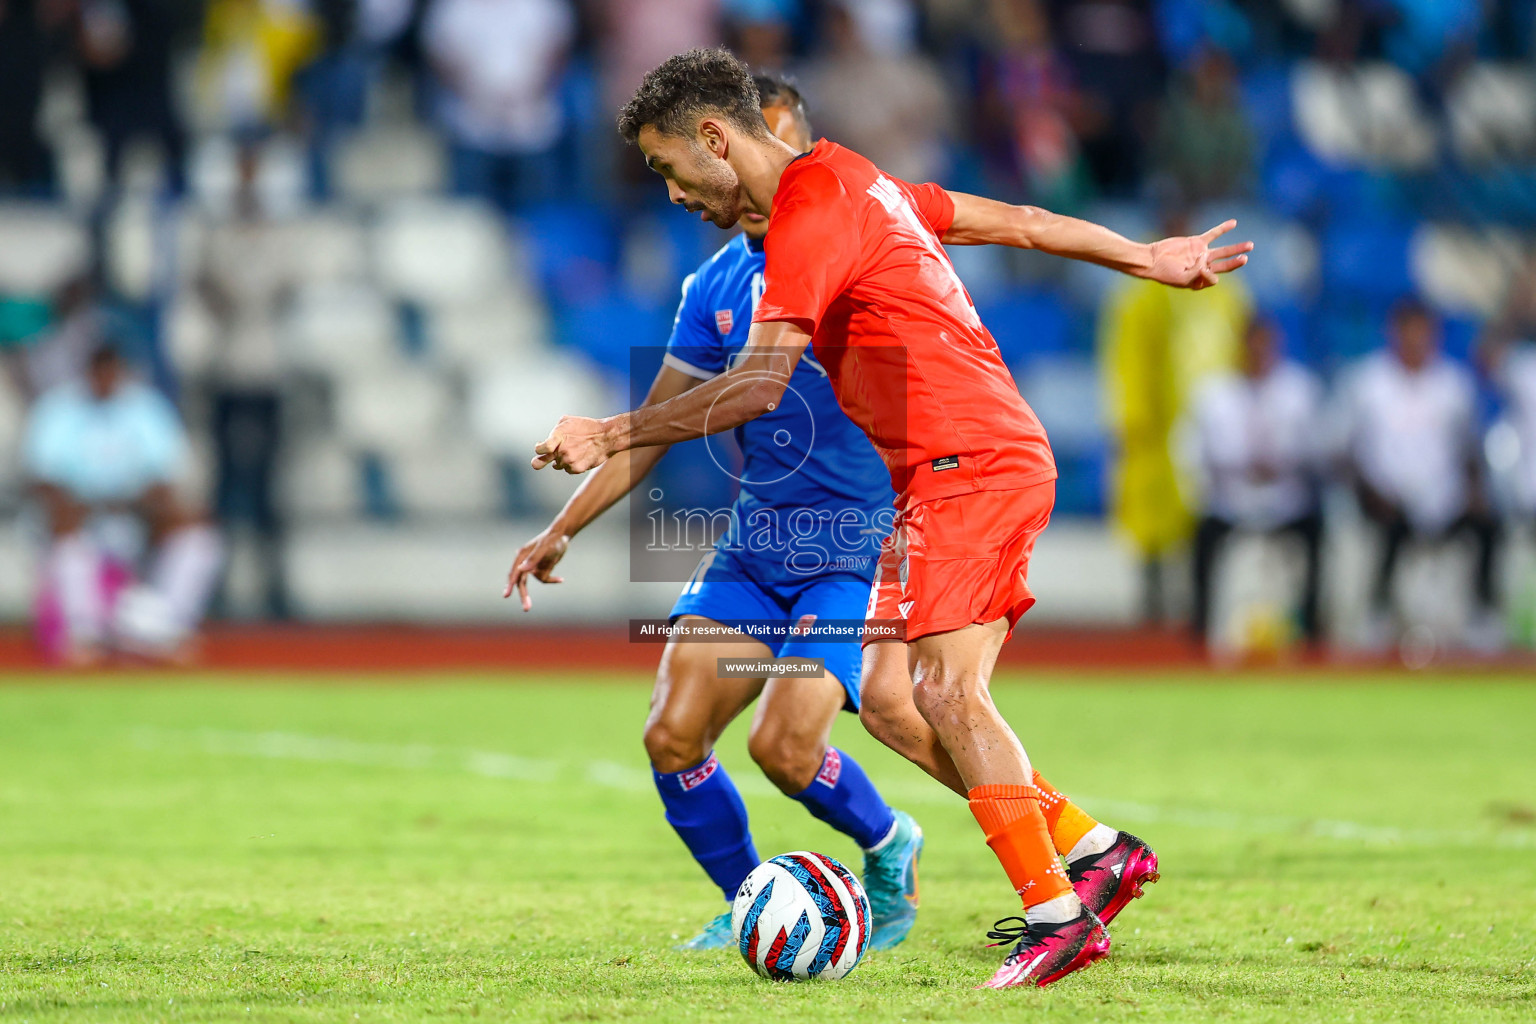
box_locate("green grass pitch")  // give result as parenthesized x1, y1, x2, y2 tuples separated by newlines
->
(1, 673, 1533, 1022)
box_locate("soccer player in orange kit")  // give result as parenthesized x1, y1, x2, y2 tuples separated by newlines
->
(529, 49, 1251, 988)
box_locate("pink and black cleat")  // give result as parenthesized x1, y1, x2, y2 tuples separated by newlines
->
(1068, 831, 1160, 927)
(979, 910, 1111, 989)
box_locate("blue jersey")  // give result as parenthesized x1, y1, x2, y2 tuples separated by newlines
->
(665, 233, 894, 583)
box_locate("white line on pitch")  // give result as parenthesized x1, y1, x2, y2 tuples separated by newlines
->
(129, 727, 1536, 851)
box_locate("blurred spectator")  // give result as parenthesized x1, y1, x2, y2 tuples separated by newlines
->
(1478, 256, 1536, 521)
(725, 1, 795, 71)
(24, 345, 222, 663)
(1337, 299, 1501, 647)
(0, 0, 58, 195)
(1099, 211, 1251, 624)
(1052, 0, 1164, 196)
(799, 0, 953, 184)
(598, 0, 720, 116)
(68, 0, 187, 195)
(21, 276, 106, 398)
(973, 0, 1091, 209)
(1150, 46, 1253, 205)
(194, 145, 294, 618)
(198, 0, 322, 136)
(1189, 316, 1325, 647)
(424, 0, 575, 213)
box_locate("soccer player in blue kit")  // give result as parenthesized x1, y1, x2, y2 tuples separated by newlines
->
(506, 76, 923, 951)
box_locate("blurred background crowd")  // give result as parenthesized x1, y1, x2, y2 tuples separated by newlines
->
(4, 0, 1536, 661)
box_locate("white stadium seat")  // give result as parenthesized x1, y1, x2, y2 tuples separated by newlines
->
(333, 126, 447, 203)
(286, 212, 370, 285)
(389, 441, 502, 518)
(333, 368, 455, 454)
(428, 287, 549, 369)
(0, 204, 89, 296)
(1409, 223, 1524, 318)
(466, 353, 611, 459)
(285, 282, 401, 375)
(373, 197, 513, 306)
(279, 437, 362, 519)
(1447, 63, 1536, 165)
(1292, 60, 1437, 169)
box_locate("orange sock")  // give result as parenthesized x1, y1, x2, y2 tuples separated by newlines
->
(968, 784, 1072, 908)
(1032, 770, 1101, 858)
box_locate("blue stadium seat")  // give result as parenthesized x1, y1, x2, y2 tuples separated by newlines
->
(553, 286, 674, 376)
(515, 204, 621, 305)
(1320, 216, 1414, 305)
(977, 289, 1075, 366)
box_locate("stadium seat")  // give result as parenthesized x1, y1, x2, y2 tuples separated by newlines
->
(333, 126, 448, 202)
(979, 291, 1074, 366)
(513, 204, 620, 304)
(466, 352, 611, 459)
(0, 377, 24, 500)
(286, 282, 402, 374)
(1014, 354, 1104, 457)
(286, 212, 370, 285)
(1320, 216, 1414, 305)
(428, 287, 549, 370)
(1291, 60, 1437, 169)
(163, 292, 217, 378)
(333, 369, 455, 454)
(278, 437, 363, 519)
(373, 198, 514, 306)
(1447, 63, 1536, 166)
(0, 204, 89, 298)
(389, 443, 503, 518)
(1409, 223, 1521, 318)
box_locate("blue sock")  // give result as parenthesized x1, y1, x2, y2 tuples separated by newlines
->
(653, 753, 760, 902)
(791, 748, 898, 850)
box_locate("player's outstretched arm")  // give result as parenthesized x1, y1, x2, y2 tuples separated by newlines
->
(531, 321, 812, 475)
(506, 365, 699, 609)
(941, 192, 1252, 290)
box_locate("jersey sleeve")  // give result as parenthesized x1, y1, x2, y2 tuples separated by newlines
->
(663, 272, 726, 380)
(754, 165, 860, 335)
(900, 180, 956, 237)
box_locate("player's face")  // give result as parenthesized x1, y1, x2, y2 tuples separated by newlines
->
(638, 124, 745, 229)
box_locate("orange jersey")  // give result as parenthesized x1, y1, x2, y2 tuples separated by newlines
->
(753, 140, 1056, 509)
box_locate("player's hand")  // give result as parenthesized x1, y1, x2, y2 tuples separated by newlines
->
(1145, 219, 1253, 290)
(504, 527, 570, 611)
(532, 415, 616, 474)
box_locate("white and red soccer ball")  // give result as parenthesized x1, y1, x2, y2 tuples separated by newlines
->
(731, 851, 870, 981)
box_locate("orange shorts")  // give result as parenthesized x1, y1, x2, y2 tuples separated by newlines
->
(864, 480, 1055, 645)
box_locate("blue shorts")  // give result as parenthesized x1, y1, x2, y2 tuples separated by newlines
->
(669, 548, 873, 711)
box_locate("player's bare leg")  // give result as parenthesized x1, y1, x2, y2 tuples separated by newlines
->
(908, 618, 1109, 987)
(751, 672, 924, 949)
(859, 639, 965, 795)
(860, 637, 1157, 925)
(645, 617, 766, 949)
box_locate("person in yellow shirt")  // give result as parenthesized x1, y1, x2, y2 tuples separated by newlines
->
(1098, 213, 1252, 624)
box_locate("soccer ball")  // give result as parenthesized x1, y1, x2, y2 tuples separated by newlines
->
(731, 851, 870, 981)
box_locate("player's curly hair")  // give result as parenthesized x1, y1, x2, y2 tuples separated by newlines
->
(617, 48, 772, 144)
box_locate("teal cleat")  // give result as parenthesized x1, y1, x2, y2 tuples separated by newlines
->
(675, 910, 734, 951)
(862, 809, 923, 951)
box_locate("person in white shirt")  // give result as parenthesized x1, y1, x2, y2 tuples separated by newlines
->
(25, 345, 223, 663)
(423, 0, 576, 212)
(1477, 258, 1536, 521)
(1339, 300, 1500, 634)
(1189, 316, 1325, 646)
